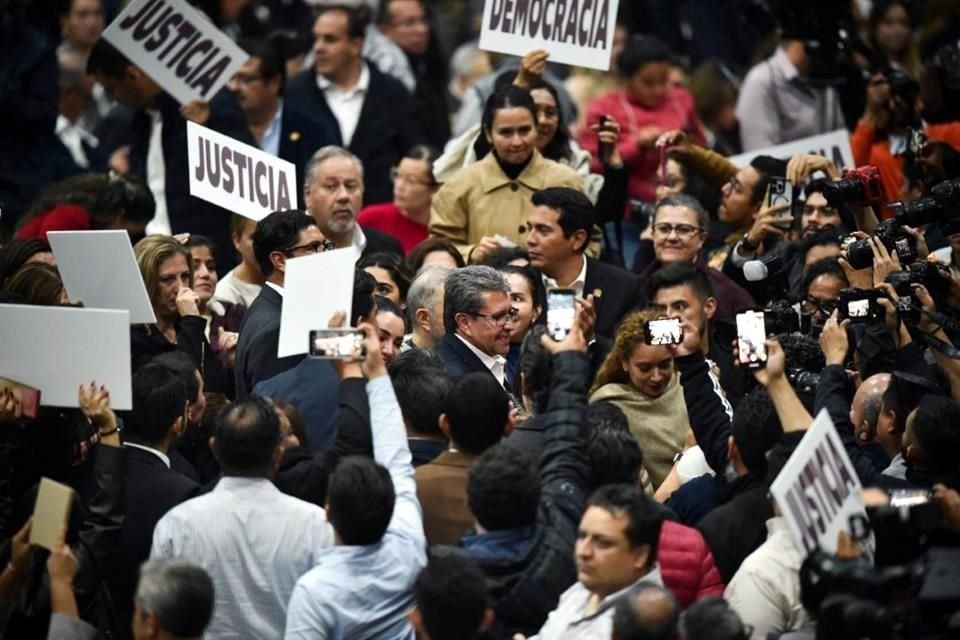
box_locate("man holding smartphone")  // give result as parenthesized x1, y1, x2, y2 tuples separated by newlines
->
(525, 187, 646, 340)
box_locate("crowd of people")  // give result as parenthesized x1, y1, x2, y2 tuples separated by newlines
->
(3, 0, 960, 639)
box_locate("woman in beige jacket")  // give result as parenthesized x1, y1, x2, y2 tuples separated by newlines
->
(429, 85, 584, 263)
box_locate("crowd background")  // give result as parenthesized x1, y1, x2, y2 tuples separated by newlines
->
(3, 0, 960, 639)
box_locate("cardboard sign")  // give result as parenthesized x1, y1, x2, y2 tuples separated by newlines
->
(479, 0, 621, 71)
(101, 0, 248, 104)
(277, 248, 357, 358)
(48, 230, 156, 324)
(0, 305, 132, 410)
(31, 478, 75, 551)
(727, 129, 855, 172)
(769, 410, 870, 556)
(187, 121, 298, 221)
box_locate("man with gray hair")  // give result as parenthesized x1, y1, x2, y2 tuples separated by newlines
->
(636, 194, 754, 321)
(132, 559, 214, 640)
(303, 145, 403, 258)
(434, 265, 517, 387)
(403, 265, 453, 352)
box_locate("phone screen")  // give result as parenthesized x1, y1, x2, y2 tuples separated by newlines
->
(547, 289, 576, 341)
(309, 328, 366, 361)
(736, 310, 767, 368)
(645, 318, 683, 346)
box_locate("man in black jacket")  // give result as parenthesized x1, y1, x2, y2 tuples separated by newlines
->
(440, 312, 592, 637)
(86, 39, 255, 263)
(285, 4, 424, 205)
(116, 364, 199, 640)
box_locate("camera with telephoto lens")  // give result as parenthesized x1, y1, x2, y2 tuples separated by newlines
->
(890, 179, 960, 227)
(844, 220, 918, 270)
(763, 299, 808, 335)
(822, 165, 886, 207)
(885, 261, 944, 323)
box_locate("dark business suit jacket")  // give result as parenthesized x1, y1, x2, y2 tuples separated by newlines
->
(128, 89, 254, 264)
(433, 333, 493, 382)
(115, 446, 198, 639)
(362, 226, 405, 258)
(583, 257, 648, 339)
(284, 61, 425, 205)
(415, 450, 474, 545)
(277, 103, 338, 197)
(235, 284, 304, 400)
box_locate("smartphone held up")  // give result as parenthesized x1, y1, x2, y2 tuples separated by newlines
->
(546, 288, 576, 341)
(736, 310, 768, 368)
(308, 328, 367, 361)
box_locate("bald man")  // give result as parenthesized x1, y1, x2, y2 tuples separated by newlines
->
(850, 373, 893, 472)
(611, 583, 680, 640)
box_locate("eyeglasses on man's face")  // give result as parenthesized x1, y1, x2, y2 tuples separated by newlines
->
(652, 223, 702, 238)
(469, 307, 519, 328)
(283, 240, 337, 256)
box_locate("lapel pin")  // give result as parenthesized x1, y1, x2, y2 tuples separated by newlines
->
(289, 131, 301, 142)
(592, 288, 603, 298)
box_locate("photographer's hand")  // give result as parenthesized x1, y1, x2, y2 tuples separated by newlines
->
(742, 203, 792, 253)
(786, 153, 841, 186)
(870, 237, 902, 286)
(819, 310, 851, 366)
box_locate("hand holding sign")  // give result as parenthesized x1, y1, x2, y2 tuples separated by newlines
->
(180, 99, 211, 125)
(514, 49, 549, 87)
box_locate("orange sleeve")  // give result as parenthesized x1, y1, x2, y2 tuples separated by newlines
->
(851, 121, 877, 167)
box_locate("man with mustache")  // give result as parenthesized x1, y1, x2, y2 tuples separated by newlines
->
(303, 145, 404, 258)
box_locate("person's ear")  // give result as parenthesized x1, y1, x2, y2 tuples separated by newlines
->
(632, 543, 652, 573)
(415, 307, 432, 332)
(571, 229, 588, 253)
(171, 414, 185, 439)
(703, 296, 718, 321)
(438, 413, 451, 439)
(531, 304, 542, 324)
(483, 126, 493, 145)
(904, 442, 921, 468)
(454, 312, 471, 335)
(270, 249, 287, 274)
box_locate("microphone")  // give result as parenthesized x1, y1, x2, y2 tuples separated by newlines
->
(743, 253, 784, 282)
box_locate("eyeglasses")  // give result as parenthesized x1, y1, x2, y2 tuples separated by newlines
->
(652, 223, 702, 238)
(469, 308, 519, 327)
(283, 240, 336, 256)
(390, 167, 433, 187)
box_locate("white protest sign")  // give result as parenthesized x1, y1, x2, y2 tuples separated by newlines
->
(770, 410, 871, 556)
(0, 305, 132, 410)
(187, 121, 298, 221)
(277, 248, 357, 358)
(101, 0, 248, 104)
(47, 230, 156, 325)
(479, 0, 621, 71)
(727, 130, 855, 171)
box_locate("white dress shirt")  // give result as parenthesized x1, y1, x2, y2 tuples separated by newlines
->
(260, 99, 284, 157)
(151, 477, 333, 639)
(725, 517, 809, 640)
(123, 442, 170, 468)
(316, 63, 370, 148)
(542, 255, 588, 298)
(55, 115, 99, 169)
(145, 110, 171, 235)
(456, 334, 507, 385)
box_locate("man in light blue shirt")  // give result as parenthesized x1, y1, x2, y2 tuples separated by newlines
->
(285, 324, 427, 639)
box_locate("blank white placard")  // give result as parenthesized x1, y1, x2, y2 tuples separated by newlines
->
(48, 230, 156, 324)
(0, 305, 132, 410)
(277, 248, 357, 358)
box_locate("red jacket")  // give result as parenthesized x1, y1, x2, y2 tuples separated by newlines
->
(16, 204, 91, 242)
(580, 87, 705, 211)
(657, 519, 725, 609)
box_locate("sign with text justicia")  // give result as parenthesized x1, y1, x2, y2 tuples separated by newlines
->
(479, 0, 621, 71)
(770, 410, 872, 556)
(102, 0, 248, 104)
(187, 122, 298, 221)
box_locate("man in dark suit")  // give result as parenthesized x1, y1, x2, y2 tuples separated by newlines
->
(303, 145, 403, 257)
(86, 38, 255, 265)
(434, 266, 518, 391)
(235, 209, 328, 399)
(231, 38, 338, 197)
(116, 363, 200, 640)
(285, 4, 424, 205)
(526, 187, 647, 340)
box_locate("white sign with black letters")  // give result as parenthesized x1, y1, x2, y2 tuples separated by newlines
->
(479, 0, 621, 71)
(770, 410, 872, 556)
(101, 0, 248, 104)
(727, 130, 855, 172)
(187, 121, 298, 221)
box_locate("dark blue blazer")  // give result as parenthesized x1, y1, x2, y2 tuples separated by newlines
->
(284, 61, 425, 205)
(235, 285, 304, 400)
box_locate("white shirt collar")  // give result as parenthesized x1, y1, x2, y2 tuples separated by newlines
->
(265, 281, 284, 297)
(124, 442, 171, 468)
(455, 334, 507, 385)
(316, 62, 370, 95)
(542, 255, 588, 297)
(771, 46, 801, 83)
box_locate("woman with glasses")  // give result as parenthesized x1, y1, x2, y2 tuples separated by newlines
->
(430, 85, 584, 264)
(589, 309, 691, 492)
(358, 145, 440, 254)
(131, 235, 228, 393)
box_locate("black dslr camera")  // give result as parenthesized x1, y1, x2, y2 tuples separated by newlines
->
(890, 179, 960, 227)
(822, 165, 886, 208)
(844, 219, 918, 270)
